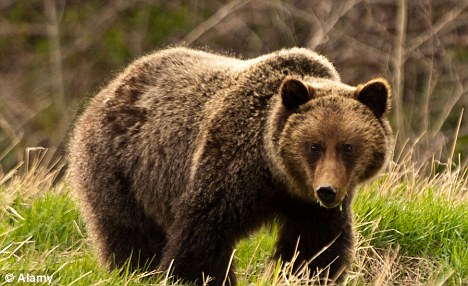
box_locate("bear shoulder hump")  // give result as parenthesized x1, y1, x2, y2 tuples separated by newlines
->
(255, 48, 340, 80)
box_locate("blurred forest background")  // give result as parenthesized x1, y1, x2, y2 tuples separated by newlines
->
(1, 0, 467, 173)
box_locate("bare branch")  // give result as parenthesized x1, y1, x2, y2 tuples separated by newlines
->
(44, 0, 65, 109)
(181, 0, 253, 46)
(406, 1, 468, 58)
(62, 0, 141, 59)
(306, 0, 363, 49)
(393, 0, 408, 142)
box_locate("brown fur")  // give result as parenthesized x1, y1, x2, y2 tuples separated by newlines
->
(68, 47, 392, 285)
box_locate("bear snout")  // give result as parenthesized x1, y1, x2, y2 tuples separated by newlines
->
(312, 153, 347, 207)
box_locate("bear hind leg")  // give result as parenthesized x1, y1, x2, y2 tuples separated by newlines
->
(81, 171, 167, 272)
(95, 214, 167, 272)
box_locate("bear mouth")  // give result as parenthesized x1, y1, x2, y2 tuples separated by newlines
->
(318, 200, 343, 211)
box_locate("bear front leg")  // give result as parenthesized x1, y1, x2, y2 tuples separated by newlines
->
(159, 190, 245, 286)
(275, 200, 354, 283)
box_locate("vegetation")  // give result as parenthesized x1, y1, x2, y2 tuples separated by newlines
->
(0, 147, 466, 285)
(1, 1, 467, 170)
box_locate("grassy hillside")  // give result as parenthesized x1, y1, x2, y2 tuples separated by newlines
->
(0, 148, 466, 285)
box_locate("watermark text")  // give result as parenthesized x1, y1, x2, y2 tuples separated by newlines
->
(2, 272, 54, 284)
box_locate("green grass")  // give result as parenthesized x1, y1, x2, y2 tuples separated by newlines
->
(0, 154, 467, 285)
(356, 183, 467, 274)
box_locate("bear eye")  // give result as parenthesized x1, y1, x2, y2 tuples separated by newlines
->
(310, 144, 321, 152)
(343, 144, 353, 153)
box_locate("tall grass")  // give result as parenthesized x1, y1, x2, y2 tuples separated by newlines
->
(0, 146, 466, 285)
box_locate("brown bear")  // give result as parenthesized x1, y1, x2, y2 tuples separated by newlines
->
(68, 47, 392, 285)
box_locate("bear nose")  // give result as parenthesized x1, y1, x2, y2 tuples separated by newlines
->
(316, 186, 336, 205)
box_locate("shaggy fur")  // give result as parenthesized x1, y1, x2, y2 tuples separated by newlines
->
(68, 47, 392, 285)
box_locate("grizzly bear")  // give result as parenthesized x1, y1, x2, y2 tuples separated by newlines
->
(68, 47, 392, 285)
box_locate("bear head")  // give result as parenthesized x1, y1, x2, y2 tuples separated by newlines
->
(265, 76, 393, 209)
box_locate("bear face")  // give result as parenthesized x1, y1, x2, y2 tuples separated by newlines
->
(267, 77, 392, 209)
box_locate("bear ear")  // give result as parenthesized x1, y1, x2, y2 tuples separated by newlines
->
(354, 78, 392, 118)
(280, 77, 314, 110)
